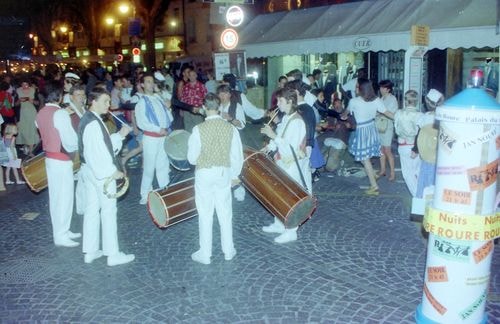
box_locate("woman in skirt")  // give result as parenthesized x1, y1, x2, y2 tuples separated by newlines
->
(346, 78, 394, 195)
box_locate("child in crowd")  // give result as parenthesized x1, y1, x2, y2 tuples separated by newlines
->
(2, 123, 25, 185)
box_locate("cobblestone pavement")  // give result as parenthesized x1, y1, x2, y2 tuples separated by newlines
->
(1, 128, 499, 323)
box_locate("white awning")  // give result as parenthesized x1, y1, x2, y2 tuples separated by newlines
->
(238, 0, 500, 58)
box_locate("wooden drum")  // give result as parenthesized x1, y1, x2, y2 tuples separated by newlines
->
(241, 147, 316, 228)
(147, 177, 197, 229)
(21, 152, 81, 193)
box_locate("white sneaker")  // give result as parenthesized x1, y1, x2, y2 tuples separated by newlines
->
(67, 231, 81, 239)
(274, 229, 297, 244)
(139, 197, 147, 205)
(233, 186, 245, 202)
(107, 252, 135, 266)
(191, 250, 211, 265)
(84, 250, 103, 264)
(262, 221, 285, 234)
(224, 249, 237, 261)
(55, 238, 80, 247)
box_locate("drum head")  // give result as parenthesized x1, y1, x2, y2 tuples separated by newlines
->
(165, 130, 191, 171)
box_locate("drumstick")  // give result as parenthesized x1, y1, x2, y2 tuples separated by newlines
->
(267, 109, 279, 126)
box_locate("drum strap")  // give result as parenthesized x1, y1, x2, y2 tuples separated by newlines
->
(78, 112, 123, 172)
(290, 144, 308, 189)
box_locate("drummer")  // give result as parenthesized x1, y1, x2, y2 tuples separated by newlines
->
(35, 81, 80, 247)
(135, 73, 174, 205)
(187, 93, 243, 265)
(260, 88, 311, 244)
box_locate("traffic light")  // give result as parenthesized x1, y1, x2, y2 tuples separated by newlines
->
(132, 47, 141, 56)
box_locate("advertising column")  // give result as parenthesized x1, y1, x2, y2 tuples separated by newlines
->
(416, 71, 500, 323)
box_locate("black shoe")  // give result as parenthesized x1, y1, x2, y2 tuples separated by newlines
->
(312, 171, 320, 182)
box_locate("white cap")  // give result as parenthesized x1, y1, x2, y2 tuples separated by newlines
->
(65, 72, 80, 80)
(154, 71, 165, 82)
(426, 89, 443, 103)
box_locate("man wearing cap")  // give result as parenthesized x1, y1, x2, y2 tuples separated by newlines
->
(63, 72, 81, 105)
(413, 89, 444, 198)
(135, 73, 173, 205)
(187, 93, 243, 265)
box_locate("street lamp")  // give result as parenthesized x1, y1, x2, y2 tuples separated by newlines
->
(118, 4, 130, 14)
(105, 17, 115, 25)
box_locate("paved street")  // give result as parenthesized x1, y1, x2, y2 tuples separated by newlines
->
(1, 127, 499, 323)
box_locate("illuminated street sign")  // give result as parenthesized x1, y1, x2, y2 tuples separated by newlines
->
(226, 6, 244, 27)
(220, 28, 238, 50)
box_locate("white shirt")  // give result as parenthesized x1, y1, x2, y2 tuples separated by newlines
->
(304, 90, 316, 107)
(35, 103, 78, 153)
(135, 94, 174, 133)
(347, 97, 386, 123)
(69, 101, 85, 119)
(240, 93, 265, 120)
(82, 111, 123, 180)
(220, 101, 246, 130)
(187, 115, 244, 180)
(342, 78, 358, 98)
(267, 112, 307, 163)
(381, 93, 399, 114)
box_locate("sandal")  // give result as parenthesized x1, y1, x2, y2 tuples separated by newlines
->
(364, 187, 379, 196)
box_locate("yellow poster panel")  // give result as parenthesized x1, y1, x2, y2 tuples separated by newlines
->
(423, 207, 500, 241)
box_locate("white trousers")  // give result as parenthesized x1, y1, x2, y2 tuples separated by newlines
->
(194, 167, 235, 258)
(81, 165, 119, 256)
(75, 170, 86, 215)
(398, 145, 421, 197)
(140, 135, 170, 200)
(45, 158, 75, 243)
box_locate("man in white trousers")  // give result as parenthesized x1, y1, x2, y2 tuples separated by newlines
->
(135, 73, 173, 204)
(78, 87, 134, 266)
(35, 81, 80, 247)
(187, 93, 243, 265)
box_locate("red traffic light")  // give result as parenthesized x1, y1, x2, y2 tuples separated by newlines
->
(116, 54, 124, 62)
(132, 47, 141, 56)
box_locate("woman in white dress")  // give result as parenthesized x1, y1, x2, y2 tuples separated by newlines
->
(346, 78, 394, 195)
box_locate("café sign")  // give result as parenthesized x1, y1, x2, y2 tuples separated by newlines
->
(353, 37, 371, 50)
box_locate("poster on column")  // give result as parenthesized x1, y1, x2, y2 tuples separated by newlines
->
(214, 51, 247, 81)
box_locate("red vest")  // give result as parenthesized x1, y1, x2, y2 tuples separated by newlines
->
(36, 105, 70, 161)
(70, 112, 80, 132)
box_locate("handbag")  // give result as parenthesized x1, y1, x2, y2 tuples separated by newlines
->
(375, 115, 389, 133)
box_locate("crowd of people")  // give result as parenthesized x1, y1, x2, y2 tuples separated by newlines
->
(0, 62, 449, 265)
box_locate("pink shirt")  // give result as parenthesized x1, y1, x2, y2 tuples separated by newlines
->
(181, 81, 207, 107)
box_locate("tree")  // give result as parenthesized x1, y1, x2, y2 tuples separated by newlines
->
(134, 0, 171, 70)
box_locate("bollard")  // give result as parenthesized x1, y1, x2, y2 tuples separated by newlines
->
(416, 70, 500, 323)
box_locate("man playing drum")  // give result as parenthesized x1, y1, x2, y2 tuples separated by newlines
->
(135, 73, 174, 205)
(78, 87, 134, 266)
(35, 81, 81, 247)
(187, 93, 243, 265)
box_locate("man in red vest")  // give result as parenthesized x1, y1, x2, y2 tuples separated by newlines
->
(35, 81, 80, 247)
